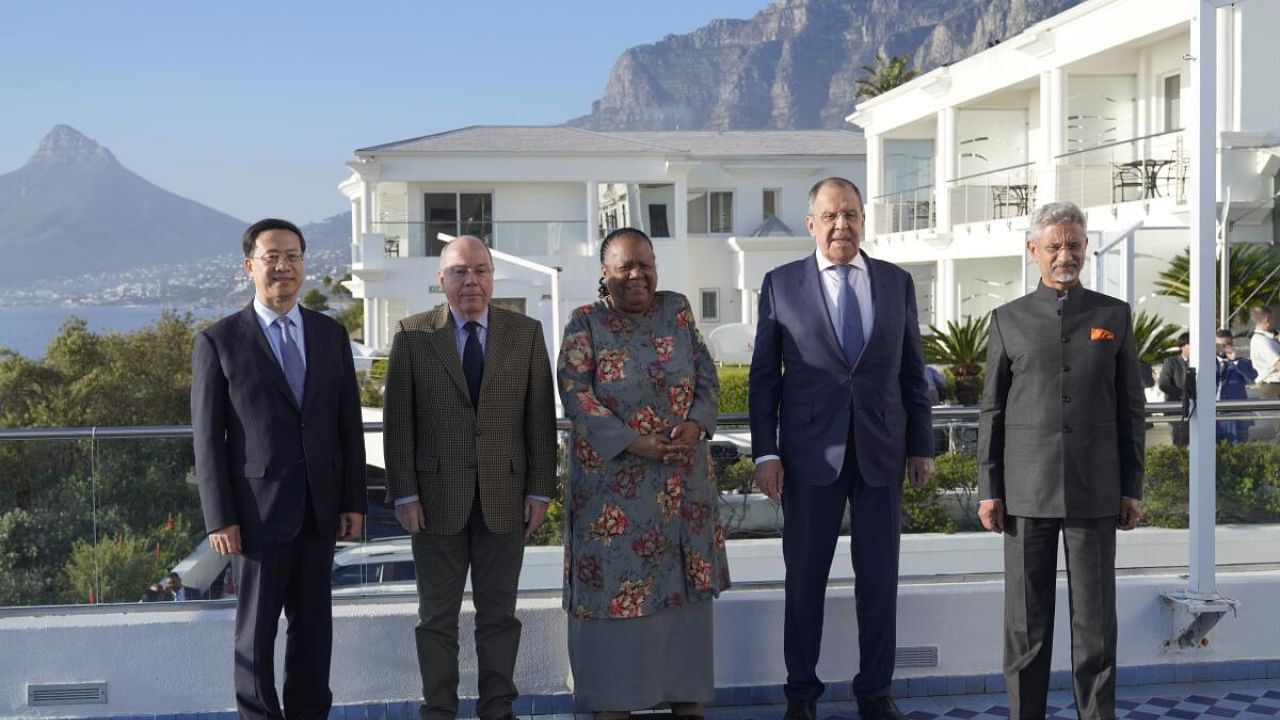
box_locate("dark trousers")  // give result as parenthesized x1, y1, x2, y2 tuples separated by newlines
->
(1004, 516, 1117, 720)
(412, 495, 525, 720)
(782, 457, 902, 702)
(232, 508, 336, 720)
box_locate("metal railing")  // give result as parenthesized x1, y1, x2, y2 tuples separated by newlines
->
(4, 400, 1280, 609)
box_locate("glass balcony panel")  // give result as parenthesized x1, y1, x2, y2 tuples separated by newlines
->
(871, 185, 935, 235)
(1055, 129, 1188, 209)
(947, 161, 1036, 225)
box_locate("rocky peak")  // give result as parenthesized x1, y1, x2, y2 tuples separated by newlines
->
(29, 125, 118, 166)
(569, 0, 1085, 131)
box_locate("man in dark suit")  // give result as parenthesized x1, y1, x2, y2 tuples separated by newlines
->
(1158, 333, 1191, 446)
(382, 235, 558, 720)
(977, 201, 1145, 720)
(1215, 328, 1256, 444)
(192, 218, 367, 720)
(749, 177, 935, 720)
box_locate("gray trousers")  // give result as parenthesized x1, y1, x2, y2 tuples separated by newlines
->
(1004, 516, 1117, 720)
(412, 497, 525, 720)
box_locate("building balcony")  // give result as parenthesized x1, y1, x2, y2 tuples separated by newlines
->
(872, 185, 936, 236)
(1056, 129, 1189, 211)
(948, 161, 1037, 227)
(361, 221, 591, 260)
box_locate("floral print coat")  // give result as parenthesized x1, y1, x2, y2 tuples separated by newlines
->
(558, 292, 730, 620)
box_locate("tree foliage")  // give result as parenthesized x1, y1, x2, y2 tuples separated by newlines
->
(1154, 244, 1280, 327)
(1132, 310, 1184, 367)
(855, 53, 921, 99)
(0, 312, 203, 605)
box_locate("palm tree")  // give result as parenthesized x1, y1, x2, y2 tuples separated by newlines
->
(1154, 244, 1280, 327)
(856, 53, 921, 99)
(1132, 311, 1183, 367)
(922, 313, 989, 404)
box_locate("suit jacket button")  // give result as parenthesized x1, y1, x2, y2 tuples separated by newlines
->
(474, 428, 481, 437)
(1062, 336, 1070, 343)
(1063, 425, 1073, 433)
(1063, 365, 1071, 372)
(1062, 395, 1072, 403)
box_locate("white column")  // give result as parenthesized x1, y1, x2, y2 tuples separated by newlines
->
(936, 107, 956, 231)
(1217, 5, 1237, 133)
(936, 258, 956, 325)
(1187, 0, 1219, 598)
(1036, 72, 1057, 207)
(671, 175, 690, 297)
(865, 134, 883, 239)
(585, 180, 599, 258)
(1046, 68, 1067, 204)
(361, 181, 374, 234)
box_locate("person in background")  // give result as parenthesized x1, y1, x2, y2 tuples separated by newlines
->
(1216, 328, 1257, 444)
(1158, 333, 1191, 447)
(165, 571, 202, 601)
(1249, 306, 1280, 399)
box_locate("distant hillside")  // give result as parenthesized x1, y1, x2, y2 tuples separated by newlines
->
(569, 0, 1085, 130)
(0, 125, 248, 288)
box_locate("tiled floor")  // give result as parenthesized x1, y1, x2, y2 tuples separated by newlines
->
(690, 681, 1280, 720)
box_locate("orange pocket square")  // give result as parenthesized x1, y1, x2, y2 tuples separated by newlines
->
(1091, 327, 1116, 341)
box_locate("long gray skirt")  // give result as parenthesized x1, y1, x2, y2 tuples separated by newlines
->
(567, 600, 715, 711)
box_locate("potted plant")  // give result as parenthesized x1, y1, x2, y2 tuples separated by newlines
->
(922, 313, 990, 405)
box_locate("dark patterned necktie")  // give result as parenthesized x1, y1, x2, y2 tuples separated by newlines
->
(835, 265, 865, 366)
(277, 317, 305, 406)
(463, 321, 484, 407)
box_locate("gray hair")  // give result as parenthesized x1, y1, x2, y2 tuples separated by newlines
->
(1029, 201, 1086, 240)
(807, 177, 864, 209)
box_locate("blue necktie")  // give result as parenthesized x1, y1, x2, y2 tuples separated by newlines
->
(835, 264, 865, 367)
(462, 321, 484, 407)
(277, 317, 305, 406)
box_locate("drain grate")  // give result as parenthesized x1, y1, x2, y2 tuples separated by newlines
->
(27, 682, 108, 707)
(895, 645, 940, 668)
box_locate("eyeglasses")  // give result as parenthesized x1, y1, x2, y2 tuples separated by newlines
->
(810, 211, 862, 225)
(444, 265, 493, 280)
(253, 252, 304, 266)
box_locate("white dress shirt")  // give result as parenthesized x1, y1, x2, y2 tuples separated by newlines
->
(252, 299, 306, 371)
(1250, 330, 1280, 383)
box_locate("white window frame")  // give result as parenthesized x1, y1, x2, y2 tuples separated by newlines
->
(688, 189, 735, 235)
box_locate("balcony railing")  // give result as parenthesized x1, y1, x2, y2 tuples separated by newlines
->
(4, 400, 1279, 610)
(369, 221, 590, 259)
(872, 185, 935, 235)
(1055, 129, 1189, 209)
(948, 161, 1036, 225)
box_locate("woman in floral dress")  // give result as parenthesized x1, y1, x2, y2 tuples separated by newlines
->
(558, 228, 730, 719)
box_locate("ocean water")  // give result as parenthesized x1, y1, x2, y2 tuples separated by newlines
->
(0, 304, 234, 359)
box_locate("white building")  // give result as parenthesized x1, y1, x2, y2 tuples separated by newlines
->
(338, 126, 865, 353)
(848, 0, 1280, 330)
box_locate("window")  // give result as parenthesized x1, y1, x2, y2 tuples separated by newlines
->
(647, 204, 670, 238)
(687, 190, 734, 234)
(424, 192, 493, 256)
(1164, 74, 1182, 133)
(763, 189, 781, 219)
(700, 288, 720, 323)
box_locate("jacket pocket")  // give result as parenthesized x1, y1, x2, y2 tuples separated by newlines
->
(416, 455, 440, 473)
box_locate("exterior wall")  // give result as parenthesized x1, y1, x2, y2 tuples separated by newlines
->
(6, 530, 1280, 718)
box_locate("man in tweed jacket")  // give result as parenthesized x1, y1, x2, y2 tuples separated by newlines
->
(383, 236, 558, 720)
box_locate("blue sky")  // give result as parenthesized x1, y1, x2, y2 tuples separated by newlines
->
(0, 1, 765, 224)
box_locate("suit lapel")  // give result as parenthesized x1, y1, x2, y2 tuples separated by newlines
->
(299, 307, 323, 412)
(802, 254, 847, 365)
(862, 252, 888, 355)
(239, 303, 300, 411)
(479, 307, 513, 401)
(428, 307, 472, 403)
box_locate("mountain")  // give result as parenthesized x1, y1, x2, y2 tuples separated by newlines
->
(0, 125, 248, 289)
(569, 0, 1086, 131)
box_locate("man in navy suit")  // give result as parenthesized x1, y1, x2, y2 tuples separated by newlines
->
(749, 178, 934, 720)
(192, 218, 367, 720)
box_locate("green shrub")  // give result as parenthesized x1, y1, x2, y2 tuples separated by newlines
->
(718, 456, 756, 494)
(1142, 441, 1280, 528)
(717, 365, 749, 414)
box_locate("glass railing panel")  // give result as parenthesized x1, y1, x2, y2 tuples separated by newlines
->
(947, 161, 1036, 226)
(1054, 129, 1188, 209)
(871, 185, 935, 235)
(92, 435, 210, 604)
(0, 437, 97, 607)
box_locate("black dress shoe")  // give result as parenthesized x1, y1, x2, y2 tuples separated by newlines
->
(856, 696, 908, 720)
(784, 699, 817, 720)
